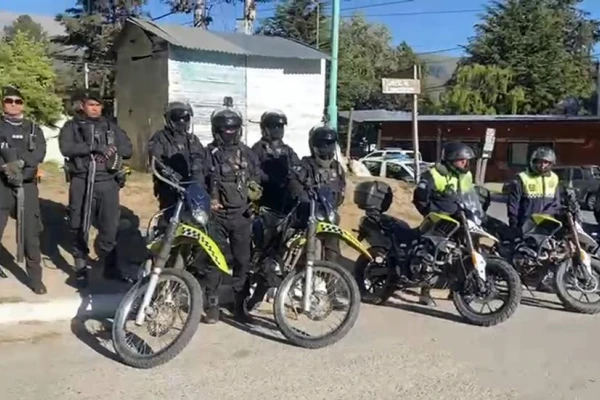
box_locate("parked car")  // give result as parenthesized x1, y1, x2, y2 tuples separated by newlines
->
(360, 148, 423, 163)
(361, 158, 432, 183)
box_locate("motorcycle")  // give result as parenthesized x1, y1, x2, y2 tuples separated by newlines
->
(484, 188, 600, 314)
(111, 157, 231, 369)
(353, 180, 522, 327)
(246, 184, 366, 348)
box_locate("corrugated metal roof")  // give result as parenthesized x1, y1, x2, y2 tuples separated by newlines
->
(126, 17, 329, 60)
(339, 110, 600, 123)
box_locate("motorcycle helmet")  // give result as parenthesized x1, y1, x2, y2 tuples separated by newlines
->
(165, 101, 193, 133)
(441, 141, 475, 174)
(309, 125, 338, 168)
(211, 107, 243, 146)
(260, 110, 287, 141)
(529, 147, 556, 175)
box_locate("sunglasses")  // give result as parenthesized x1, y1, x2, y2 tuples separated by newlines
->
(3, 98, 23, 105)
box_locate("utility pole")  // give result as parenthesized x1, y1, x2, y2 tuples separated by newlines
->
(244, 0, 256, 35)
(327, 0, 340, 130)
(193, 0, 208, 28)
(412, 64, 420, 181)
(313, 0, 320, 49)
(596, 61, 600, 117)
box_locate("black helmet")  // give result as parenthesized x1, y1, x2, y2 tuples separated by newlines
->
(309, 125, 338, 167)
(529, 147, 556, 175)
(260, 110, 287, 141)
(211, 108, 243, 146)
(165, 101, 193, 133)
(442, 141, 475, 173)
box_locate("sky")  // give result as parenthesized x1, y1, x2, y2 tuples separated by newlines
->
(2, 0, 600, 58)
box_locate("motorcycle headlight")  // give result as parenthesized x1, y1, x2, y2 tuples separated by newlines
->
(192, 208, 209, 226)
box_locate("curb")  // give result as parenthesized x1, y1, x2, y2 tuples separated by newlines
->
(0, 293, 124, 325)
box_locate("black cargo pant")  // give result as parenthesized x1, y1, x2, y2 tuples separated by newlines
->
(203, 209, 252, 302)
(0, 182, 43, 283)
(68, 176, 120, 269)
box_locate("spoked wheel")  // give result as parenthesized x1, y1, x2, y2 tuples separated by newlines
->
(452, 256, 522, 327)
(354, 246, 395, 304)
(273, 261, 360, 349)
(555, 258, 600, 314)
(112, 268, 203, 369)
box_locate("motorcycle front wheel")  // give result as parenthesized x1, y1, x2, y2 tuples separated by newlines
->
(112, 268, 203, 369)
(273, 261, 360, 349)
(452, 256, 522, 327)
(555, 258, 600, 314)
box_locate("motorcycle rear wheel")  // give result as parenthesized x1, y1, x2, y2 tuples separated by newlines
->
(354, 246, 396, 305)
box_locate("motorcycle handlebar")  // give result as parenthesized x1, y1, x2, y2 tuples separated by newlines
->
(150, 157, 185, 193)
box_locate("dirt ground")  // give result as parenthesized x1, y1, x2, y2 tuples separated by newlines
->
(0, 164, 421, 294)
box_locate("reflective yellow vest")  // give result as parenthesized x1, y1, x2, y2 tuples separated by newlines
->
(518, 171, 559, 199)
(430, 167, 474, 194)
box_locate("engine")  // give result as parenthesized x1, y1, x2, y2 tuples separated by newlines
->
(512, 236, 569, 276)
(407, 239, 452, 282)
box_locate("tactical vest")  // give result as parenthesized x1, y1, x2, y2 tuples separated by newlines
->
(430, 166, 473, 194)
(209, 146, 250, 209)
(518, 171, 559, 199)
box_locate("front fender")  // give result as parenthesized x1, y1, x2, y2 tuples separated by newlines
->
(317, 222, 373, 261)
(172, 224, 231, 275)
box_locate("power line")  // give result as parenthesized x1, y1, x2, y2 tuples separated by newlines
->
(260, 0, 414, 14)
(343, 8, 483, 18)
(416, 47, 462, 55)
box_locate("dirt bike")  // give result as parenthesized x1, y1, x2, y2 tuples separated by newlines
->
(112, 157, 231, 369)
(245, 184, 366, 348)
(353, 180, 522, 327)
(484, 188, 600, 314)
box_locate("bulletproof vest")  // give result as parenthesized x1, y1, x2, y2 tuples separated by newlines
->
(262, 141, 286, 158)
(210, 145, 250, 208)
(0, 119, 37, 157)
(77, 118, 115, 149)
(315, 162, 343, 194)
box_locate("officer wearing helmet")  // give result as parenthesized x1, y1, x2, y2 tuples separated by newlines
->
(148, 101, 204, 210)
(289, 125, 346, 261)
(413, 141, 476, 305)
(251, 110, 299, 213)
(506, 147, 560, 291)
(202, 102, 262, 324)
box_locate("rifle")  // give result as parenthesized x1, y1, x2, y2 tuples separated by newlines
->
(82, 126, 97, 253)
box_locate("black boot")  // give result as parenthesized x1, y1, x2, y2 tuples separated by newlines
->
(204, 295, 220, 324)
(101, 250, 128, 282)
(233, 290, 254, 324)
(74, 257, 90, 287)
(419, 287, 436, 306)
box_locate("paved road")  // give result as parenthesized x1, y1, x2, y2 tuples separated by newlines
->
(2, 290, 600, 400)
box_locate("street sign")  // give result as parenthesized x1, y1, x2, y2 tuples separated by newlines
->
(382, 78, 421, 95)
(481, 128, 496, 158)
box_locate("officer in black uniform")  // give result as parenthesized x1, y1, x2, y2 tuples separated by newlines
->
(413, 141, 476, 306)
(251, 110, 299, 213)
(289, 125, 346, 261)
(203, 106, 262, 324)
(59, 91, 133, 284)
(0, 86, 47, 294)
(148, 101, 205, 210)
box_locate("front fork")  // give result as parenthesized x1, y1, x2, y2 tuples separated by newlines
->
(135, 203, 182, 326)
(303, 216, 318, 313)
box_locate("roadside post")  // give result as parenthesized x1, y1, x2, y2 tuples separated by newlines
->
(382, 65, 421, 181)
(476, 128, 496, 185)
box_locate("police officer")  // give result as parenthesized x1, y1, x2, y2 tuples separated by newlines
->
(413, 141, 476, 306)
(506, 147, 559, 291)
(0, 86, 47, 294)
(59, 91, 133, 284)
(203, 105, 262, 324)
(251, 110, 299, 213)
(148, 101, 204, 210)
(289, 125, 346, 262)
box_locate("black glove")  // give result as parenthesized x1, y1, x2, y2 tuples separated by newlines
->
(91, 143, 107, 155)
(7, 170, 23, 187)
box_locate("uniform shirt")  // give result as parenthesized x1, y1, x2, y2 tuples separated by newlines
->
(413, 163, 474, 217)
(506, 169, 560, 228)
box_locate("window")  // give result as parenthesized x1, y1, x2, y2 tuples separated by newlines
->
(508, 142, 554, 167)
(385, 162, 412, 181)
(363, 160, 382, 176)
(554, 168, 570, 181)
(572, 168, 583, 180)
(365, 151, 382, 159)
(590, 167, 600, 179)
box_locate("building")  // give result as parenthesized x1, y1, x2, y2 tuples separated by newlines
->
(114, 18, 329, 169)
(339, 110, 600, 182)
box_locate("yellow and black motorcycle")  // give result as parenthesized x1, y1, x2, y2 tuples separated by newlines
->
(353, 180, 522, 327)
(112, 157, 231, 369)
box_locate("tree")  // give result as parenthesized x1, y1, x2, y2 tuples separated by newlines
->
(3, 15, 47, 43)
(447, 0, 600, 114)
(438, 64, 526, 114)
(256, 0, 329, 49)
(164, 0, 274, 28)
(0, 32, 63, 125)
(55, 0, 148, 99)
